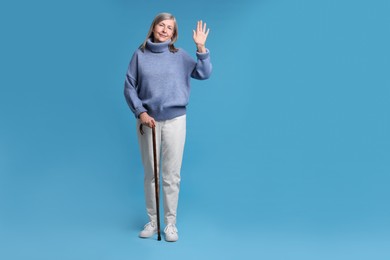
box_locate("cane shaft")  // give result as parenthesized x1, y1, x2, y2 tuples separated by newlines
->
(152, 126, 161, 241)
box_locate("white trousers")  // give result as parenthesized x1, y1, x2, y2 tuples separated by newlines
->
(137, 115, 186, 225)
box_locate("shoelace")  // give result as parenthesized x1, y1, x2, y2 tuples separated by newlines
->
(164, 224, 177, 234)
(144, 222, 156, 230)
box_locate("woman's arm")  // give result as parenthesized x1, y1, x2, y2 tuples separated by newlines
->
(191, 20, 212, 79)
(124, 52, 148, 118)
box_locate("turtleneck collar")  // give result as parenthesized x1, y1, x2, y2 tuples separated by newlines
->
(146, 38, 171, 53)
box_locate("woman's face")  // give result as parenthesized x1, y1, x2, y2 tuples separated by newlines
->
(153, 19, 175, 43)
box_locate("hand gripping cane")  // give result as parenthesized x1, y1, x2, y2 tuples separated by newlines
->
(140, 124, 161, 241)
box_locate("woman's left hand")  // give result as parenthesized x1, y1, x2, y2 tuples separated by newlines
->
(193, 20, 210, 53)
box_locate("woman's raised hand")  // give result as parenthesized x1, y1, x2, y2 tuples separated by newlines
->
(193, 20, 210, 53)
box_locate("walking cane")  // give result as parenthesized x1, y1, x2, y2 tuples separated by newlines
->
(151, 126, 162, 241)
(140, 124, 161, 241)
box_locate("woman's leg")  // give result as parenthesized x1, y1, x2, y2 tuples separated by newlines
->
(160, 115, 186, 225)
(137, 120, 162, 223)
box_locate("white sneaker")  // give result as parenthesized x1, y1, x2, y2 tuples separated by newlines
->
(139, 222, 157, 238)
(164, 224, 178, 242)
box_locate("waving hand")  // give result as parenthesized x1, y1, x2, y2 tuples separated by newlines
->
(193, 20, 210, 53)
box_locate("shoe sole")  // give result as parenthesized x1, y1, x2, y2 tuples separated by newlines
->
(164, 235, 178, 242)
(139, 232, 157, 238)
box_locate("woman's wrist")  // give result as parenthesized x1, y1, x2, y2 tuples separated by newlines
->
(196, 44, 206, 53)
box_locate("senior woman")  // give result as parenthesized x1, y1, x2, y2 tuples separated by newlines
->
(124, 12, 212, 242)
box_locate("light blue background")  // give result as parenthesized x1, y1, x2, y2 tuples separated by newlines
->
(1, 0, 389, 259)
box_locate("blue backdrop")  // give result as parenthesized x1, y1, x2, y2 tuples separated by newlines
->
(1, 0, 389, 259)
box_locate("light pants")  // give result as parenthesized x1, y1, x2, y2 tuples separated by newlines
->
(137, 114, 186, 225)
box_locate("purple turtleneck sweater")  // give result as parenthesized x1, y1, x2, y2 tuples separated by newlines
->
(124, 39, 212, 121)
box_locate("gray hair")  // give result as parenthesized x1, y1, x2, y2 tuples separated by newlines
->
(140, 13, 179, 53)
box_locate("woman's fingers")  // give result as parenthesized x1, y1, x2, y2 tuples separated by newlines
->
(147, 119, 155, 128)
(150, 119, 156, 128)
(147, 117, 155, 128)
(195, 20, 208, 34)
(145, 120, 153, 128)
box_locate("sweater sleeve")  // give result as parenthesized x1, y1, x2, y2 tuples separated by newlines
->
(124, 51, 147, 118)
(190, 49, 212, 80)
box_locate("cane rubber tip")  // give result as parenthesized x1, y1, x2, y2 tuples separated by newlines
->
(157, 236, 161, 241)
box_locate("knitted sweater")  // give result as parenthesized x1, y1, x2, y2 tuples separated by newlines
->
(124, 38, 212, 121)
